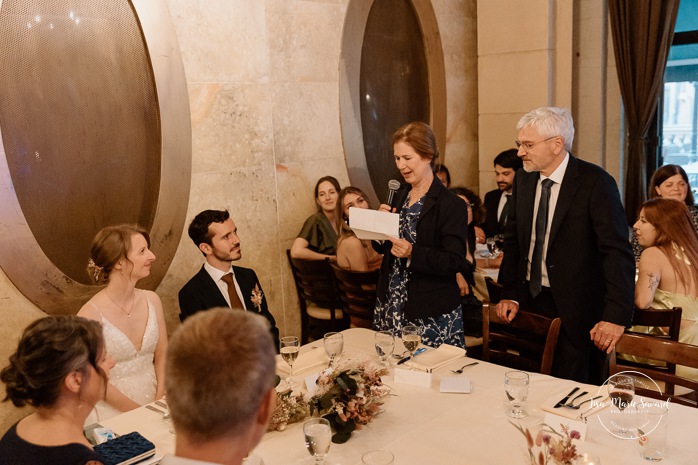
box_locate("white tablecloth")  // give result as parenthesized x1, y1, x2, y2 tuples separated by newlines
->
(102, 328, 698, 465)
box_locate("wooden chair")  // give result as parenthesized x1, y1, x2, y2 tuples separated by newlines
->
(484, 277, 503, 303)
(618, 307, 683, 394)
(330, 263, 379, 329)
(286, 250, 347, 343)
(610, 333, 698, 408)
(481, 302, 561, 375)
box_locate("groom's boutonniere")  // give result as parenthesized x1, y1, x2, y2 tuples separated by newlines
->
(251, 284, 263, 312)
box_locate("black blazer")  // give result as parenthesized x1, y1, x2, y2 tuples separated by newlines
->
(482, 188, 504, 238)
(178, 265, 280, 351)
(499, 154, 634, 348)
(376, 177, 469, 321)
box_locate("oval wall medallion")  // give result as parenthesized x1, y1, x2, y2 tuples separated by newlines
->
(339, 0, 446, 204)
(0, 0, 191, 314)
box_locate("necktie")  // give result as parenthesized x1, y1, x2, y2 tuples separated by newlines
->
(529, 179, 555, 298)
(499, 194, 511, 230)
(221, 273, 245, 310)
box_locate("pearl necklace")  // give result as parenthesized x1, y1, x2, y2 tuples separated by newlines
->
(105, 290, 135, 318)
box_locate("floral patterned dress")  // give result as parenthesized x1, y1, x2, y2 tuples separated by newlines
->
(374, 194, 465, 348)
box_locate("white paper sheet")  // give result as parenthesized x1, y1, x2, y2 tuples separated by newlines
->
(348, 207, 399, 240)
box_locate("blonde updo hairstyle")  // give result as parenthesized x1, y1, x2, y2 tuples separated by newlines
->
(87, 224, 150, 285)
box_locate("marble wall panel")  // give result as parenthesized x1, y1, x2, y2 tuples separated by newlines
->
(189, 83, 274, 173)
(266, 0, 346, 82)
(271, 82, 345, 164)
(478, 51, 551, 115)
(477, 0, 550, 55)
(166, 0, 269, 83)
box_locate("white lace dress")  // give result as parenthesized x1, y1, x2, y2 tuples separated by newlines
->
(90, 291, 159, 422)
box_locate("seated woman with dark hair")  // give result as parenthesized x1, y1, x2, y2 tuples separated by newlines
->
(0, 315, 114, 465)
(451, 187, 486, 336)
(634, 198, 698, 379)
(290, 176, 341, 261)
(631, 164, 698, 260)
(335, 186, 383, 271)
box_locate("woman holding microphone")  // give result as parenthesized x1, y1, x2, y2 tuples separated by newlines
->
(373, 122, 469, 348)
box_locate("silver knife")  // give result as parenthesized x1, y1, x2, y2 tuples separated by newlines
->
(397, 347, 426, 365)
(553, 386, 580, 408)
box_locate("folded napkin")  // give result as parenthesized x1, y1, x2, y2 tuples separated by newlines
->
(411, 344, 466, 372)
(276, 347, 327, 375)
(540, 386, 609, 420)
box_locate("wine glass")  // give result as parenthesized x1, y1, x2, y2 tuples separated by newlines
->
(486, 236, 500, 258)
(374, 330, 395, 365)
(323, 332, 344, 367)
(504, 370, 529, 418)
(494, 234, 505, 253)
(304, 418, 332, 464)
(608, 373, 635, 438)
(401, 325, 421, 370)
(280, 336, 299, 388)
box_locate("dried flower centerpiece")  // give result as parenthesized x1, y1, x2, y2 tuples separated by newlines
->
(511, 422, 581, 465)
(309, 357, 391, 443)
(267, 386, 310, 432)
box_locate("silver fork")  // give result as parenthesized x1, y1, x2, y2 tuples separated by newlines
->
(450, 362, 479, 374)
(564, 395, 603, 410)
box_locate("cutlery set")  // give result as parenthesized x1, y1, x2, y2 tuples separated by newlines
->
(554, 387, 605, 411)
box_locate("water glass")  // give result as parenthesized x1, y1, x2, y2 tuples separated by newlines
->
(504, 370, 529, 418)
(638, 404, 668, 461)
(374, 330, 395, 364)
(304, 418, 332, 464)
(323, 332, 344, 367)
(362, 450, 394, 465)
(575, 453, 601, 465)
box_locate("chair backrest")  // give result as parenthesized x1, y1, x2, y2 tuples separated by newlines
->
(610, 333, 698, 408)
(485, 277, 503, 303)
(629, 307, 682, 341)
(330, 263, 379, 329)
(482, 303, 561, 375)
(286, 250, 343, 342)
(620, 307, 683, 394)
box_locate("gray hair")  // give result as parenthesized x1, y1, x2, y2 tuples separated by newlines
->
(517, 107, 575, 152)
(166, 308, 277, 442)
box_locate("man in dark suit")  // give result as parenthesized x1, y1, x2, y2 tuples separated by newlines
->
(482, 149, 522, 238)
(496, 107, 634, 383)
(178, 209, 280, 351)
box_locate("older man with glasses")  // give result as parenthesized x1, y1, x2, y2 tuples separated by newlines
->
(496, 107, 634, 384)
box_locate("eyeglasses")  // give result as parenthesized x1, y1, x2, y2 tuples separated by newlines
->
(514, 136, 558, 152)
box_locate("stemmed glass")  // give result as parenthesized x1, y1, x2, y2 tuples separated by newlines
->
(280, 336, 299, 388)
(374, 330, 395, 365)
(401, 325, 421, 370)
(608, 373, 635, 438)
(304, 418, 332, 464)
(323, 332, 344, 367)
(504, 370, 529, 418)
(486, 236, 501, 258)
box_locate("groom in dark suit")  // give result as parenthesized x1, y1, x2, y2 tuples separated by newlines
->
(496, 107, 634, 383)
(178, 209, 280, 351)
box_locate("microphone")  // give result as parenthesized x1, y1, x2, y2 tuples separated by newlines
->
(386, 179, 401, 208)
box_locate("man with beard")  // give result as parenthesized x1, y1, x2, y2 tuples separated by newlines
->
(178, 209, 279, 351)
(482, 148, 522, 238)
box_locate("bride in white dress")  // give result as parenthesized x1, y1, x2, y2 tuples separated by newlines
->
(78, 224, 168, 421)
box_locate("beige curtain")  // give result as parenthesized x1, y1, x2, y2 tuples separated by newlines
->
(608, 0, 680, 224)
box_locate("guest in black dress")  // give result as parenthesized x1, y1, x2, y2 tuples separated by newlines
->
(0, 316, 114, 465)
(374, 122, 469, 348)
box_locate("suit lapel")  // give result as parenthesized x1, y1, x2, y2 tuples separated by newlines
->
(196, 266, 229, 308)
(418, 177, 442, 220)
(548, 155, 580, 246)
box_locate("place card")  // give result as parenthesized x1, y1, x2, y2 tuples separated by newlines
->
(305, 372, 320, 396)
(543, 412, 588, 441)
(439, 376, 472, 393)
(393, 367, 432, 388)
